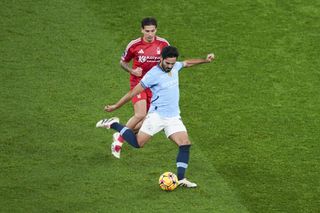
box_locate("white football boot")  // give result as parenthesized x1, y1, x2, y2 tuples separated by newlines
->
(178, 178, 197, 188)
(111, 132, 122, 159)
(96, 117, 119, 129)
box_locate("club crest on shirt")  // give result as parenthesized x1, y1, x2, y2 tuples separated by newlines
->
(157, 47, 161, 54)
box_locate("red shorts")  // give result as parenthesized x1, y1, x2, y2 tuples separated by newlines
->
(131, 88, 152, 111)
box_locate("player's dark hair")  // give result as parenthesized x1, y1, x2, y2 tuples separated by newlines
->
(161, 46, 179, 59)
(141, 17, 157, 28)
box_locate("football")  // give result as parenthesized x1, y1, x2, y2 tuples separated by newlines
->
(159, 172, 178, 191)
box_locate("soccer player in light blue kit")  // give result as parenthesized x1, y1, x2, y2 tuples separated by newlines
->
(96, 46, 215, 187)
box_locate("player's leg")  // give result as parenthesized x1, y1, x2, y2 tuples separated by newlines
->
(165, 118, 197, 188)
(96, 117, 141, 148)
(136, 131, 152, 147)
(113, 125, 151, 148)
(168, 132, 192, 179)
(97, 112, 162, 149)
(127, 99, 147, 130)
(112, 100, 147, 142)
(125, 88, 151, 132)
(128, 88, 152, 132)
(137, 112, 164, 148)
(112, 91, 148, 158)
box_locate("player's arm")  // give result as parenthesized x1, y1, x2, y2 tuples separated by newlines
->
(183, 53, 215, 68)
(120, 60, 142, 77)
(119, 60, 132, 73)
(105, 83, 144, 112)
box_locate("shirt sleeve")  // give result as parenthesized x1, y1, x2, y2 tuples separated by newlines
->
(175, 61, 184, 72)
(140, 70, 156, 89)
(121, 45, 134, 62)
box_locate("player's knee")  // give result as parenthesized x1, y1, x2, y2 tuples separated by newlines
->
(134, 112, 146, 121)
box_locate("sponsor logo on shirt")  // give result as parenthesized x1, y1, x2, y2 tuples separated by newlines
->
(138, 55, 161, 63)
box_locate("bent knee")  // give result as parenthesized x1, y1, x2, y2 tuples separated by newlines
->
(134, 112, 146, 121)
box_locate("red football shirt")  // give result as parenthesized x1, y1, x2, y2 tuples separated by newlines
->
(121, 36, 169, 88)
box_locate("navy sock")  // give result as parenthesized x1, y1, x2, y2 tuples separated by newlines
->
(176, 145, 191, 180)
(110, 123, 140, 148)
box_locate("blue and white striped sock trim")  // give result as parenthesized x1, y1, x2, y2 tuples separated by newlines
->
(120, 127, 129, 136)
(176, 162, 188, 168)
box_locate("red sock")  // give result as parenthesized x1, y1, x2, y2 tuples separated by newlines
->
(118, 135, 125, 143)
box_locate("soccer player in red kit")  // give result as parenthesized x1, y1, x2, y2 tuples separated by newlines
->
(111, 17, 169, 158)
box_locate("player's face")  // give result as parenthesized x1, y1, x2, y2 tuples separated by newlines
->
(161, 57, 177, 72)
(141, 25, 157, 43)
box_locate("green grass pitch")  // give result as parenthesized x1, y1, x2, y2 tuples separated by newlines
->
(1, 0, 319, 212)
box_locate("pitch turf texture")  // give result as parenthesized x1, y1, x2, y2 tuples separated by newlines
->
(1, 0, 319, 212)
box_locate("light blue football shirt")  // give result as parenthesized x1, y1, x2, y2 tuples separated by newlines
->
(140, 61, 184, 118)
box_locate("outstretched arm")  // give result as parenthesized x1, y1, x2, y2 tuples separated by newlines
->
(104, 83, 145, 112)
(183, 53, 215, 68)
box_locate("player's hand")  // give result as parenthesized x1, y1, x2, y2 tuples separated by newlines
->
(206, 53, 215, 62)
(104, 104, 117, 112)
(131, 67, 143, 77)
